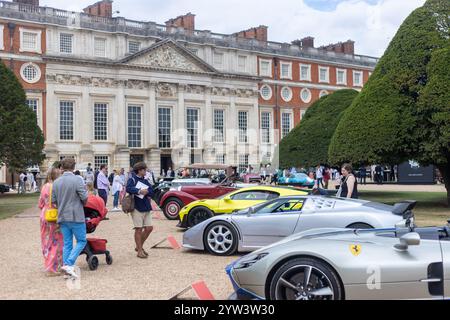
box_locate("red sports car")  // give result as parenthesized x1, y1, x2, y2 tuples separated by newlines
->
(160, 182, 237, 220)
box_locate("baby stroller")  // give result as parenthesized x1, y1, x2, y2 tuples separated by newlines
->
(82, 195, 113, 271)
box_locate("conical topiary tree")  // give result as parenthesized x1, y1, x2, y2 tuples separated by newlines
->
(279, 89, 358, 168)
(0, 60, 45, 173)
(329, 0, 450, 205)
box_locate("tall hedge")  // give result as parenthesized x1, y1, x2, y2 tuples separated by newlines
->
(329, 0, 450, 204)
(279, 89, 358, 168)
(417, 48, 450, 204)
(0, 60, 45, 172)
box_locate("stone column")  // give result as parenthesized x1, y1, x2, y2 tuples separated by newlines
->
(116, 81, 127, 146)
(203, 86, 214, 164)
(227, 93, 238, 166)
(149, 81, 157, 148)
(175, 84, 189, 167)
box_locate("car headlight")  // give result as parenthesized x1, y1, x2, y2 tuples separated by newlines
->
(234, 253, 269, 270)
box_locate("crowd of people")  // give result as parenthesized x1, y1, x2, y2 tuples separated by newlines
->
(18, 171, 40, 194)
(38, 159, 157, 278)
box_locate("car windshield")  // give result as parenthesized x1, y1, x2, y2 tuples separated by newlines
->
(234, 198, 305, 215)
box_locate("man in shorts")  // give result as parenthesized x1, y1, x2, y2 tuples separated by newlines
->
(126, 162, 154, 259)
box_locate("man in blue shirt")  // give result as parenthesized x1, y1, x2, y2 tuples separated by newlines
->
(126, 162, 154, 259)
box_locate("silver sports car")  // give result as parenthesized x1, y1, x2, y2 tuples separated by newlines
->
(227, 219, 450, 300)
(182, 196, 413, 256)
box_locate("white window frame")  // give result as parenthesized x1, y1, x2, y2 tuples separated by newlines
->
(213, 108, 226, 143)
(319, 66, 330, 83)
(300, 64, 312, 81)
(59, 33, 74, 54)
(281, 111, 293, 139)
(238, 154, 249, 174)
(280, 61, 292, 80)
(336, 68, 347, 85)
(280, 86, 293, 102)
(186, 108, 200, 149)
(0, 25, 4, 51)
(300, 88, 312, 103)
(127, 104, 143, 149)
(213, 51, 224, 68)
(353, 70, 363, 87)
(260, 85, 273, 101)
(94, 155, 109, 171)
(128, 40, 141, 54)
(94, 37, 107, 58)
(158, 106, 172, 149)
(237, 55, 247, 72)
(59, 100, 75, 141)
(26, 98, 39, 114)
(260, 111, 273, 144)
(300, 109, 307, 120)
(319, 90, 329, 98)
(215, 154, 226, 165)
(19, 28, 42, 54)
(238, 110, 249, 144)
(93, 102, 109, 141)
(20, 62, 41, 84)
(259, 58, 272, 77)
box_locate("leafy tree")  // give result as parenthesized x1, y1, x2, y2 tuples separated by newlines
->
(279, 89, 358, 168)
(0, 60, 45, 173)
(329, 0, 450, 205)
(417, 48, 450, 204)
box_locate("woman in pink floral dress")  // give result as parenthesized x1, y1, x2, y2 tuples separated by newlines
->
(38, 167, 63, 276)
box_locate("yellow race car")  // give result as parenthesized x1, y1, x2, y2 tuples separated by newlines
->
(178, 186, 308, 228)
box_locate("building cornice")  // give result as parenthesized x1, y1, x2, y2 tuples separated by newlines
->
(43, 55, 262, 82)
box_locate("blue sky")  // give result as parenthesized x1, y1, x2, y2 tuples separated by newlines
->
(40, 0, 426, 57)
(304, 0, 379, 11)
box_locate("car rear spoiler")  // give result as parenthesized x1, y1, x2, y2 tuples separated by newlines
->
(392, 201, 417, 218)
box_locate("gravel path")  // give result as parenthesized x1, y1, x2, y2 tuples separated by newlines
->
(0, 205, 238, 300)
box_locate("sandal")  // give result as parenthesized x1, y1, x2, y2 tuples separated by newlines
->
(137, 252, 148, 259)
(135, 248, 149, 256)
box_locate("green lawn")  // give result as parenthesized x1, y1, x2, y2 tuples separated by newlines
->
(360, 191, 450, 227)
(0, 193, 40, 220)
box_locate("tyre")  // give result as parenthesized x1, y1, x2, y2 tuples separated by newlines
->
(87, 256, 99, 271)
(187, 207, 214, 228)
(347, 223, 373, 229)
(106, 253, 113, 265)
(269, 258, 343, 300)
(203, 221, 238, 256)
(163, 198, 183, 220)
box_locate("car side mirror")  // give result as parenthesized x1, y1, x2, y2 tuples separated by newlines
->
(247, 207, 255, 217)
(224, 197, 232, 202)
(394, 232, 421, 251)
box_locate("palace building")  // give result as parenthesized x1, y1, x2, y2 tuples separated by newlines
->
(0, 0, 378, 177)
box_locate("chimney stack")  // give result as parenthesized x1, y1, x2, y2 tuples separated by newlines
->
(13, 0, 40, 6)
(165, 13, 196, 31)
(233, 25, 268, 42)
(320, 40, 355, 55)
(292, 36, 315, 48)
(83, 0, 114, 18)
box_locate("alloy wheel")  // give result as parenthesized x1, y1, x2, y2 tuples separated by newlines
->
(206, 224, 233, 254)
(275, 265, 334, 300)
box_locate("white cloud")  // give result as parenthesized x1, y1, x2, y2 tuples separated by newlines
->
(39, 0, 426, 57)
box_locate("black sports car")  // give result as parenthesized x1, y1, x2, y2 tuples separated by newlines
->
(0, 184, 10, 194)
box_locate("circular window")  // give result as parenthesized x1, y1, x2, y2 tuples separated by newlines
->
(300, 88, 312, 103)
(319, 90, 329, 98)
(20, 63, 41, 84)
(260, 85, 273, 100)
(280, 86, 292, 102)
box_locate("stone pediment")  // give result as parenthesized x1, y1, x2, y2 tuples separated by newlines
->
(120, 39, 216, 74)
